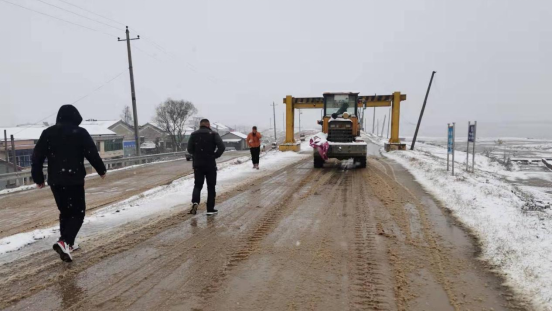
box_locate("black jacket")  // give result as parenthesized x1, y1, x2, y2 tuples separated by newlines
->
(187, 126, 225, 169)
(31, 105, 107, 186)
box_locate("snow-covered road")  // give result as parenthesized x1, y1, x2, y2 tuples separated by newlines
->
(0, 137, 540, 310)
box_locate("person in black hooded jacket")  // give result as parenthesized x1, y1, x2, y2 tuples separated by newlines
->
(31, 105, 106, 262)
(187, 119, 225, 215)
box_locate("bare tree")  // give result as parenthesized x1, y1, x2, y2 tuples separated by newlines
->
(154, 98, 197, 151)
(120, 106, 133, 124)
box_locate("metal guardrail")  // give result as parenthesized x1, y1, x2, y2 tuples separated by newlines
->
(0, 151, 189, 184)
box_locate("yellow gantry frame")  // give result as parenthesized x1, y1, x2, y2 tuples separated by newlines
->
(279, 92, 407, 152)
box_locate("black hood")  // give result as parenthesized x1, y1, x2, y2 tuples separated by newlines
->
(56, 105, 83, 126)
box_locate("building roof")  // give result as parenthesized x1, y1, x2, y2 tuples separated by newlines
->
(81, 119, 120, 128)
(108, 120, 134, 131)
(221, 131, 247, 139)
(0, 124, 117, 140)
(140, 122, 166, 133)
(0, 127, 48, 140)
(230, 131, 247, 139)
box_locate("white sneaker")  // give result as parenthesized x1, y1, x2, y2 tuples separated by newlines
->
(206, 209, 219, 215)
(53, 240, 73, 262)
(70, 243, 80, 252)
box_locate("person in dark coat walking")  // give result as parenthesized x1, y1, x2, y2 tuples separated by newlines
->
(32, 105, 106, 262)
(187, 119, 225, 215)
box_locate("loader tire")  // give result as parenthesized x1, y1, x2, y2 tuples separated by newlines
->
(314, 157, 324, 168)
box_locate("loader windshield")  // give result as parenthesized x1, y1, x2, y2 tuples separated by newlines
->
(324, 94, 357, 117)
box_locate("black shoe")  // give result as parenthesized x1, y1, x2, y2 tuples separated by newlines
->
(206, 209, 218, 216)
(189, 203, 199, 215)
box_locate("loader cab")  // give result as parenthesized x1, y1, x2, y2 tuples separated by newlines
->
(321, 92, 360, 142)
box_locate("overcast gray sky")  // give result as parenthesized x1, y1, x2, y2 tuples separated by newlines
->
(1, 0, 551, 138)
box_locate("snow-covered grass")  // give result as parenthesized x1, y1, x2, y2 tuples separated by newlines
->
(366, 134, 551, 310)
(0, 143, 310, 258)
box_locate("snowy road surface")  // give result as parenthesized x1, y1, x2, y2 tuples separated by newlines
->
(0, 147, 527, 310)
(0, 151, 249, 239)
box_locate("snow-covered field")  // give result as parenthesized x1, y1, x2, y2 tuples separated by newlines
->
(0, 145, 310, 261)
(366, 134, 551, 310)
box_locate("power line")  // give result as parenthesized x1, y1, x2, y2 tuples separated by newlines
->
(40, 0, 219, 84)
(132, 43, 163, 62)
(56, 0, 126, 27)
(0, 0, 117, 38)
(12, 70, 127, 136)
(4, 0, 220, 85)
(31, 0, 123, 31)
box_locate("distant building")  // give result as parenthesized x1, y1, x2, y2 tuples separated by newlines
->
(106, 120, 138, 157)
(220, 131, 248, 150)
(139, 123, 173, 152)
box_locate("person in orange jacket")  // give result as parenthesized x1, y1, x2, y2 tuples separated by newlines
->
(246, 126, 262, 169)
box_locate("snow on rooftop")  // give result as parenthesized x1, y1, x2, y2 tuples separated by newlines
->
(229, 131, 247, 139)
(0, 127, 48, 140)
(0, 123, 116, 140)
(81, 120, 119, 129)
(81, 124, 117, 136)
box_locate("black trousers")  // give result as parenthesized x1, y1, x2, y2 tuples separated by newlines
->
(192, 166, 217, 211)
(250, 147, 260, 165)
(50, 184, 86, 246)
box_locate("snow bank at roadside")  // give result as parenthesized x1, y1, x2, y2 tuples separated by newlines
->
(367, 134, 551, 310)
(0, 184, 45, 196)
(0, 145, 310, 256)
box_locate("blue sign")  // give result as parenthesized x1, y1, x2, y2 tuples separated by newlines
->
(468, 124, 475, 142)
(123, 141, 136, 149)
(447, 126, 453, 154)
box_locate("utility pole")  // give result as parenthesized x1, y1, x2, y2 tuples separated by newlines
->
(452, 122, 456, 176)
(4, 130, 9, 173)
(118, 26, 141, 156)
(387, 107, 392, 139)
(472, 121, 477, 173)
(381, 115, 386, 138)
(271, 102, 277, 142)
(411, 71, 436, 150)
(372, 107, 376, 134)
(466, 121, 470, 172)
(298, 110, 302, 135)
(10, 135, 17, 172)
